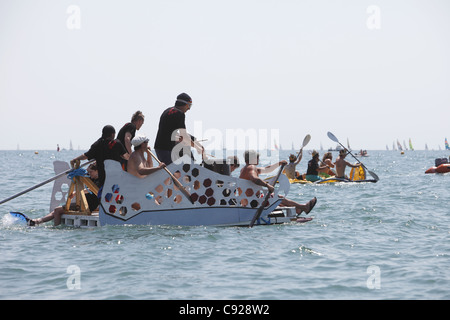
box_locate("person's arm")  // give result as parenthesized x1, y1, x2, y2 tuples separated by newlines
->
(70, 154, 88, 168)
(248, 166, 275, 193)
(145, 147, 154, 168)
(295, 151, 303, 165)
(137, 162, 166, 176)
(325, 159, 335, 168)
(347, 160, 361, 168)
(124, 131, 133, 154)
(258, 160, 287, 174)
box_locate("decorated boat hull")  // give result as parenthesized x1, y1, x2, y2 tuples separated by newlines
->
(52, 158, 308, 227)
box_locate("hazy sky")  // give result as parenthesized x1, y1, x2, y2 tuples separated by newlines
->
(1, 0, 449, 151)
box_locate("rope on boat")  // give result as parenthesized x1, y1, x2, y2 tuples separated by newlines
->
(67, 168, 88, 181)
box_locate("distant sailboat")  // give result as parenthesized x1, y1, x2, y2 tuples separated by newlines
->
(446, 138, 450, 150)
(425, 143, 428, 151)
(70, 140, 73, 151)
(386, 144, 389, 151)
(409, 138, 414, 151)
(397, 140, 403, 151)
(403, 140, 408, 151)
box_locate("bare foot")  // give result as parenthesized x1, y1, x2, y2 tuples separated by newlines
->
(304, 197, 317, 214)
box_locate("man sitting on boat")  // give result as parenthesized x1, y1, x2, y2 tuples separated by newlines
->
(239, 150, 317, 215)
(29, 163, 100, 226)
(127, 135, 166, 178)
(335, 149, 362, 179)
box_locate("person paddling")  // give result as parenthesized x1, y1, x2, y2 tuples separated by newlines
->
(305, 150, 328, 182)
(29, 164, 100, 226)
(239, 150, 317, 216)
(284, 152, 303, 180)
(335, 149, 362, 179)
(127, 135, 166, 178)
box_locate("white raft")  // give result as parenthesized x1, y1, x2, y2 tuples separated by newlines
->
(51, 158, 308, 228)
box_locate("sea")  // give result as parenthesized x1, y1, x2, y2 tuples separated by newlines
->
(0, 149, 449, 303)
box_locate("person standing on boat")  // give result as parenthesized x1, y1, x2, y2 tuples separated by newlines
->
(154, 93, 204, 165)
(127, 135, 166, 178)
(70, 125, 129, 187)
(305, 150, 327, 182)
(335, 149, 361, 179)
(117, 111, 145, 170)
(239, 150, 317, 215)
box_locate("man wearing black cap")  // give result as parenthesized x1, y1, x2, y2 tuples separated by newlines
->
(70, 125, 129, 187)
(154, 93, 204, 165)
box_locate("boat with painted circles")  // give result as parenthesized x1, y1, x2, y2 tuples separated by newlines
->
(50, 158, 312, 228)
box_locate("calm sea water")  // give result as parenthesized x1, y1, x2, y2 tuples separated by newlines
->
(0, 149, 449, 300)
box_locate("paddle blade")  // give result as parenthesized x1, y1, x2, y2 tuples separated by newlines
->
(302, 134, 311, 148)
(368, 170, 380, 181)
(9, 212, 30, 225)
(327, 132, 339, 143)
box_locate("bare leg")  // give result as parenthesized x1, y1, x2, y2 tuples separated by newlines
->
(31, 206, 65, 226)
(280, 197, 317, 215)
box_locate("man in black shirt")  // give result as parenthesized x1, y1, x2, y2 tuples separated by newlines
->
(71, 125, 129, 187)
(154, 93, 204, 165)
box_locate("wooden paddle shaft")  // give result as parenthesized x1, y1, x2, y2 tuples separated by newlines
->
(148, 148, 194, 204)
(249, 163, 286, 228)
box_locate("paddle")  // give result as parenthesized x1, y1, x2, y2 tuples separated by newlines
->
(249, 162, 286, 228)
(0, 160, 95, 206)
(264, 134, 311, 182)
(296, 134, 311, 161)
(148, 148, 194, 204)
(327, 132, 379, 181)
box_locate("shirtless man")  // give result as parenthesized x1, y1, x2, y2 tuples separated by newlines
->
(127, 135, 166, 178)
(335, 149, 361, 179)
(239, 150, 317, 215)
